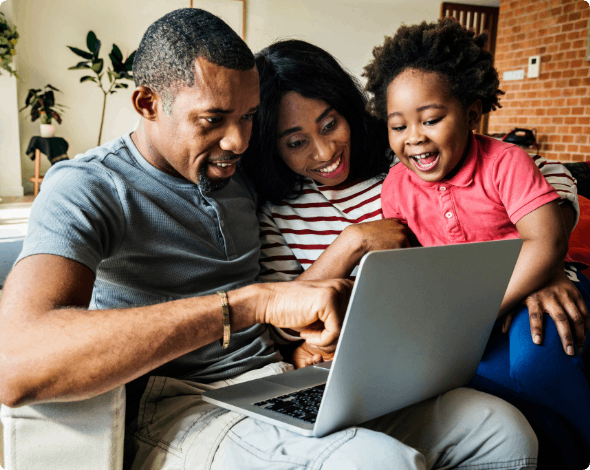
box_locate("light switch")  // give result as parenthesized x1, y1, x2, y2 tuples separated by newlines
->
(503, 70, 525, 81)
(528, 55, 540, 78)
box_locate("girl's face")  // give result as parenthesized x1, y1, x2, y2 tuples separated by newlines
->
(386, 68, 481, 182)
(276, 91, 351, 186)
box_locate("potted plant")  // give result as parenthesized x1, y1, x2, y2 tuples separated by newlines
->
(0, 11, 19, 77)
(68, 31, 135, 145)
(20, 84, 67, 138)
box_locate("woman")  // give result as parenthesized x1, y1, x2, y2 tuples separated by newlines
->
(241, 39, 590, 468)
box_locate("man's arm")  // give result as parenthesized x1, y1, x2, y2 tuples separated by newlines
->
(0, 254, 351, 407)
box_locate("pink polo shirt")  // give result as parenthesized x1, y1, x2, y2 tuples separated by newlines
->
(381, 133, 560, 246)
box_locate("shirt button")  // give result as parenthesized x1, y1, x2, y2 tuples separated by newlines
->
(220, 220, 225, 227)
(445, 212, 453, 218)
(439, 186, 447, 191)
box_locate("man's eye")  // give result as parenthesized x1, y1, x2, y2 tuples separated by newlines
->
(205, 117, 223, 124)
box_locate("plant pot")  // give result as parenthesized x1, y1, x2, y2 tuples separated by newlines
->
(40, 124, 55, 138)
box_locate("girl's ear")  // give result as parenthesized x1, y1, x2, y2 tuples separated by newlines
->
(132, 86, 159, 121)
(467, 100, 483, 130)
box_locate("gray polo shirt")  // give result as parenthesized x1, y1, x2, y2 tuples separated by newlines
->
(18, 133, 281, 392)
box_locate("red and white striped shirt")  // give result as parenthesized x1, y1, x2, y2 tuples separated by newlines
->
(259, 157, 579, 282)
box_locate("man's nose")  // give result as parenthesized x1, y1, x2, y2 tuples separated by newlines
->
(219, 123, 250, 155)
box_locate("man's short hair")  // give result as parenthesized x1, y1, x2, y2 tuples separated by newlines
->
(133, 8, 255, 98)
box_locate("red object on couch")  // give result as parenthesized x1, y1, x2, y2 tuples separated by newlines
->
(568, 195, 590, 277)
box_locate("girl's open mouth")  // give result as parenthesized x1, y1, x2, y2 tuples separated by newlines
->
(411, 152, 439, 171)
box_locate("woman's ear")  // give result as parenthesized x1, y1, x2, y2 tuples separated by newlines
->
(132, 86, 158, 121)
(467, 100, 483, 130)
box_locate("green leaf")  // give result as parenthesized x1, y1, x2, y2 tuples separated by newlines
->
(111, 44, 123, 63)
(91, 59, 103, 74)
(80, 75, 96, 83)
(68, 62, 90, 70)
(86, 31, 98, 55)
(124, 50, 136, 70)
(67, 46, 93, 60)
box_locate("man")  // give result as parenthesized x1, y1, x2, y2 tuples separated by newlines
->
(0, 9, 538, 469)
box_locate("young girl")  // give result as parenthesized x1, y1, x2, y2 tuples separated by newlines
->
(364, 18, 590, 467)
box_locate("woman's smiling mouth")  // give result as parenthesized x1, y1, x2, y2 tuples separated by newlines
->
(313, 155, 345, 178)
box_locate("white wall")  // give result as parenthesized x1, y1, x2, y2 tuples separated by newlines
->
(0, 0, 23, 197)
(8, 0, 499, 194)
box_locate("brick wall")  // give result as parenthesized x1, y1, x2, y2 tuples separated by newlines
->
(488, 0, 590, 162)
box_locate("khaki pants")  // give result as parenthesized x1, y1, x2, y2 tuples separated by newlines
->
(128, 362, 538, 470)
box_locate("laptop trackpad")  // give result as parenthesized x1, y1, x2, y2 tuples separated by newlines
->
(263, 365, 329, 388)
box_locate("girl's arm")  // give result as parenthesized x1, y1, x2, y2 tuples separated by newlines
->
(499, 200, 569, 318)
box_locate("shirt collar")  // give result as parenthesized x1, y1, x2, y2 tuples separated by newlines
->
(406, 132, 477, 188)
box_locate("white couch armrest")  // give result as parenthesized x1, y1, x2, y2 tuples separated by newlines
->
(1, 386, 125, 470)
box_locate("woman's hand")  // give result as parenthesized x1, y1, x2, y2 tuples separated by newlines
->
(297, 218, 410, 281)
(290, 342, 335, 369)
(502, 267, 589, 355)
(343, 218, 410, 254)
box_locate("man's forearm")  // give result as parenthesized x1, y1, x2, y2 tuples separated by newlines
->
(0, 258, 261, 407)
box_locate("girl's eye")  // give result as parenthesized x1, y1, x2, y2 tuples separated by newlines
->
(425, 117, 443, 126)
(390, 125, 406, 132)
(205, 117, 223, 124)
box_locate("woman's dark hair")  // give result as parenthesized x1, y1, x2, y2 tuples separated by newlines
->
(240, 40, 390, 205)
(363, 18, 503, 120)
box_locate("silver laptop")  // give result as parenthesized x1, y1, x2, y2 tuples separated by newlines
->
(203, 239, 522, 437)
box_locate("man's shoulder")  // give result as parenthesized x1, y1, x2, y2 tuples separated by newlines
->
(43, 135, 138, 192)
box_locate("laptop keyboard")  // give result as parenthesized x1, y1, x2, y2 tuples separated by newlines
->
(253, 383, 326, 424)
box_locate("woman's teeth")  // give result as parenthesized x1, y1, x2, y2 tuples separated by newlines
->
(316, 156, 342, 174)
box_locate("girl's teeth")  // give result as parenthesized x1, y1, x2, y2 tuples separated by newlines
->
(317, 157, 341, 174)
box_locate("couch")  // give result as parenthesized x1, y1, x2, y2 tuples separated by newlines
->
(2, 162, 589, 470)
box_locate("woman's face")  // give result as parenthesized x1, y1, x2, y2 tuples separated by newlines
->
(276, 92, 351, 186)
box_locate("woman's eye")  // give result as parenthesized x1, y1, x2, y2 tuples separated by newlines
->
(205, 117, 223, 124)
(243, 113, 256, 122)
(425, 117, 442, 126)
(322, 119, 337, 132)
(286, 139, 305, 149)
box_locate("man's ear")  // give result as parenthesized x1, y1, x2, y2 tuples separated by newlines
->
(132, 86, 158, 121)
(467, 100, 483, 130)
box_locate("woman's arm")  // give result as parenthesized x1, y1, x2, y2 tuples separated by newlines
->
(297, 218, 410, 281)
(499, 200, 569, 318)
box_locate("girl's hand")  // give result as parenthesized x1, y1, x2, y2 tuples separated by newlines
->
(502, 268, 589, 355)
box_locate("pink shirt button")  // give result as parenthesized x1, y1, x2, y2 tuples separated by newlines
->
(439, 186, 447, 191)
(445, 212, 453, 218)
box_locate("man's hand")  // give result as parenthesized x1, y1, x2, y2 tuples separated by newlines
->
(256, 279, 353, 348)
(290, 342, 335, 369)
(502, 267, 589, 355)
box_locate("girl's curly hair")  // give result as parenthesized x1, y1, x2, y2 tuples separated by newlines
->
(363, 18, 504, 120)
